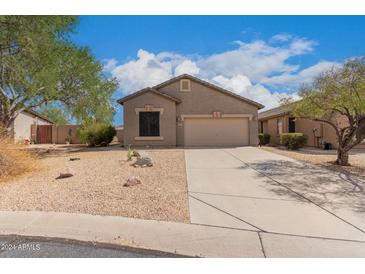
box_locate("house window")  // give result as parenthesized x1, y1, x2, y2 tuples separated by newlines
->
(139, 112, 160, 137)
(288, 117, 296, 133)
(180, 79, 191, 92)
(277, 118, 283, 135)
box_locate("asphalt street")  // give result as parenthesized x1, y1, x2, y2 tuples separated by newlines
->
(0, 235, 183, 258)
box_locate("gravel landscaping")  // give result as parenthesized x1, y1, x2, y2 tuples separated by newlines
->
(0, 146, 190, 223)
(261, 146, 365, 178)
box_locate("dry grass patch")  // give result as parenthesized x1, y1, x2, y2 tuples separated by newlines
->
(0, 133, 39, 182)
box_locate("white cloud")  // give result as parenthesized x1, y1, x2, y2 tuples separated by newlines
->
(198, 38, 314, 82)
(262, 60, 341, 87)
(108, 49, 174, 93)
(212, 74, 252, 92)
(271, 33, 292, 42)
(105, 34, 340, 110)
(289, 38, 316, 55)
(199, 40, 291, 82)
(174, 60, 200, 76)
(211, 74, 299, 110)
(106, 50, 202, 93)
(103, 58, 118, 72)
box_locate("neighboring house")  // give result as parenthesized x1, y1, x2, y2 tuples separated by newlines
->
(7, 109, 82, 145)
(10, 109, 54, 143)
(258, 106, 365, 149)
(117, 74, 264, 147)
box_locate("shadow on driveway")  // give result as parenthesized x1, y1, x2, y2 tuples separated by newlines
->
(248, 159, 365, 213)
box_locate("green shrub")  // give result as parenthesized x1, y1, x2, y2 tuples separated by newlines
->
(258, 133, 271, 145)
(127, 145, 140, 161)
(78, 124, 116, 147)
(280, 133, 308, 150)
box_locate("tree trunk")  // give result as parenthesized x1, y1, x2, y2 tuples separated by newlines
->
(336, 148, 349, 166)
(0, 108, 18, 132)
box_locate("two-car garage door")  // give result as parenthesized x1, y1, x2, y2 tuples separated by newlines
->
(184, 117, 249, 146)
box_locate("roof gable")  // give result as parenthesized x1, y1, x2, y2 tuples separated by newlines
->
(117, 87, 181, 105)
(153, 74, 264, 109)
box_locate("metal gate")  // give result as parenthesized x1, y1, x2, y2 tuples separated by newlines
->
(37, 125, 52, 144)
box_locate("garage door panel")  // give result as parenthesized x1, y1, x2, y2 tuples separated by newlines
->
(184, 118, 249, 146)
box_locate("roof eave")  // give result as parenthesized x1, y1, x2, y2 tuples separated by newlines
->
(258, 111, 290, 121)
(117, 88, 181, 105)
(23, 109, 54, 124)
(153, 74, 264, 109)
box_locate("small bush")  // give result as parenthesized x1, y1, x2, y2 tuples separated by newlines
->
(280, 133, 308, 150)
(258, 133, 271, 145)
(0, 126, 38, 181)
(78, 124, 116, 147)
(127, 145, 140, 161)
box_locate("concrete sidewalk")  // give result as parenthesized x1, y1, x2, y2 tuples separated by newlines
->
(0, 211, 263, 258)
(1, 211, 365, 257)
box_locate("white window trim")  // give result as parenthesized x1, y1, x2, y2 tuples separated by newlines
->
(135, 107, 164, 115)
(180, 79, 191, 92)
(135, 108, 164, 139)
(222, 114, 253, 120)
(180, 114, 253, 121)
(134, 136, 164, 141)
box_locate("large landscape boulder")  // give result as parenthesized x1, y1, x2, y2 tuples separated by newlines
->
(132, 152, 153, 168)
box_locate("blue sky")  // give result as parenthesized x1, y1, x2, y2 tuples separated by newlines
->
(72, 16, 365, 125)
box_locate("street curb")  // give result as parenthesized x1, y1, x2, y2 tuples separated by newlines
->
(0, 211, 264, 258)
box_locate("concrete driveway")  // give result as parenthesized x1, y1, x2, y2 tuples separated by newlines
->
(185, 147, 365, 256)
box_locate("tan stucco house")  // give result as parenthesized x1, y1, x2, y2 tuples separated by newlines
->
(258, 106, 365, 149)
(10, 109, 54, 143)
(117, 74, 264, 147)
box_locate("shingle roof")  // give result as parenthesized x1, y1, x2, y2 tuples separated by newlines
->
(117, 87, 181, 105)
(153, 74, 265, 109)
(258, 105, 289, 120)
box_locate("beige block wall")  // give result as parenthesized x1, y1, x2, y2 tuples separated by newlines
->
(158, 79, 259, 146)
(295, 118, 323, 147)
(123, 92, 177, 146)
(116, 127, 124, 144)
(266, 118, 278, 144)
(54, 125, 81, 144)
(30, 125, 82, 144)
(293, 118, 337, 148)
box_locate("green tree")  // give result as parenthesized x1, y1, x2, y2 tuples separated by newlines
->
(0, 16, 118, 129)
(39, 106, 69, 125)
(282, 58, 365, 165)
